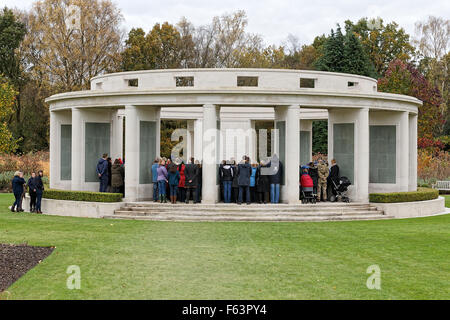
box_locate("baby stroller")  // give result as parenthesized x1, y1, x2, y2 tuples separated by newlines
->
(329, 176, 351, 203)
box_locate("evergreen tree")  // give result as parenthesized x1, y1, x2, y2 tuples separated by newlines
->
(314, 26, 345, 72)
(315, 24, 376, 78)
(343, 29, 377, 77)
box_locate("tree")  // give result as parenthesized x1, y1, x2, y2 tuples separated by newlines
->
(342, 26, 377, 77)
(21, 0, 124, 91)
(314, 26, 346, 73)
(414, 16, 449, 136)
(312, 121, 328, 154)
(0, 77, 20, 153)
(345, 18, 415, 76)
(378, 59, 444, 140)
(315, 24, 376, 78)
(121, 22, 183, 71)
(0, 7, 26, 87)
(414, 16, 449, 61)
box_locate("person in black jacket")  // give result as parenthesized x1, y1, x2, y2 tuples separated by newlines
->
(231, 160, 239, 203)
(107, 157, 112, 192)
(11, 171, 26, 212)
(220, 160, 234, 203)
(195, 160, 202, 203)
(184, 157, 199, 204)
(35, 170, 45, 214)
(328, 158, 340, 197)
(256, 160, 270, 204)
(27, 172, 37, 212)
(308, 162, 319, 198)
(237, 156, 252, 205)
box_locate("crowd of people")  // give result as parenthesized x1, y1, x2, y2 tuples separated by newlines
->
(11, 170, 45, 213)
(152, 156, 203, 204)
(95, 152, 341, 204)
(299, 158, 340, 201)
(96, 153, 125, 195)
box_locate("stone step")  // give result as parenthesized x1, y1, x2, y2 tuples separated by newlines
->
(104, 214, 393, 222)
(124, 202, 372, 209)
(121, 205, 378, 213)
(113, 209, 384, 217)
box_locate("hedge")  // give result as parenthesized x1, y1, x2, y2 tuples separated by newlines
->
(43, 189, 123, 202)
(369, 187, 439, 203)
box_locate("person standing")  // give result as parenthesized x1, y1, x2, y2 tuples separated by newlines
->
(96, 153, 109, 192)
(35, 170, 45, 214)
(111, 159, 124, 194)
(11, 171, 26, 212)
(237, 156, 252, 205)
(157, 159, 168, 203)
(168, 163, 180, 204)
(220, 160, 234, 203)
(317, 159, 329, 201)
(268, 155, 283, 203)
(308, 161, 319, 198)
(195, 160, 202, 203)
(231, 160, 239, 203)
(107, 157, 112, 192)
(184, 157, 199, 204)
(27, 172, 37, 212)
(328, 158, 340, 199)
(249, 163, 258, 203)
(151, 157, 159, 202)
(178, 161, 186, 203)
(256, 160, 270, 204)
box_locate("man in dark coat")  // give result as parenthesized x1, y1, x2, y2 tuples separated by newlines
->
(11, 172, 26, 212)
(96, 153, 109, 192)
(184, 157, 199, 204)
(35, 171, 45, 214)
(27, 172, 37, 212)
(237, 156, 252, 205)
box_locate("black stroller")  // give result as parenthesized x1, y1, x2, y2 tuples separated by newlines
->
(300, 186, 316, 204)
(329, 176, 351, 203)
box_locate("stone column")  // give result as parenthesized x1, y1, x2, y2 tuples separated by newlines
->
(202, 104, 219, 204)
(111, 109, 124, 160)
(399, 111, 410, 191)
(194, 119, 203, 160)
(71, 108, 84, 191)
(355, 108, 369, 202)
(49, 111, 58, 189)
(186, 120, 195, 160)
(409, 113, 418, 191)
(285, 105, 301, 204)
(124, 105, 139, 201)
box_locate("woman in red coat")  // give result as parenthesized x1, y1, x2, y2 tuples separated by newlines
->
(178, 162, 186, 202)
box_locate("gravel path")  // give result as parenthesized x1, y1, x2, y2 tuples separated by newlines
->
(0, 244, 54, 292)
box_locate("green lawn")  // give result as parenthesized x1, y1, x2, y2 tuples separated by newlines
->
(0, 193, 449, 300)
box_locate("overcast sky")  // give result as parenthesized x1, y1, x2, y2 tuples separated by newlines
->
(2, 0, 449, 45)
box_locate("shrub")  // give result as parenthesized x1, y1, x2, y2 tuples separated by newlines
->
(417, 149, 450, 186)
(0, 151, 49, 176)
(43, 189, 123, 202)
(369, 187, 439, 203)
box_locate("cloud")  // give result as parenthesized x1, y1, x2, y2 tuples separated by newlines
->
(3, 0, 449, 45)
